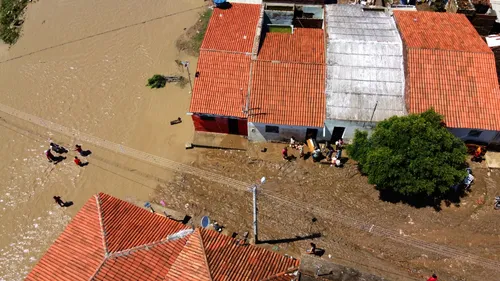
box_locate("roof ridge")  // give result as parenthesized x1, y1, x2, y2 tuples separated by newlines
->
(88, 194, 110, 281)
(407, 46, 493, 55)
(255, 59, 325, 66)
(109, 227, 194, 258)
(196, 228, 213, 281)
(200, 48, 252, 56)
(95, 193, 109, 256)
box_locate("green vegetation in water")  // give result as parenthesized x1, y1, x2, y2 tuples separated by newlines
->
(176, 8, 213, 56)
(146, 75, 167, 89)
(0, 0, 29, 44)
(268, 26, 292, 34)
(347, 109, 467, 198)
(146, 74, 188, 89)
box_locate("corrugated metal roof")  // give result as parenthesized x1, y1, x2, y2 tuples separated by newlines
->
(325, 5, 405, 122)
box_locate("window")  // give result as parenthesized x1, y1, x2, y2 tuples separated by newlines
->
(200, 115, 215, 121)
(265, 125, 279, 133)
(467, 130, 483, 138)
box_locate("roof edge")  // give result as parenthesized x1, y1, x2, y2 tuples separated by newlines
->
(95, 193, 109, 256)
(258, 266, 300, 281)
(196, 228, 214, 281)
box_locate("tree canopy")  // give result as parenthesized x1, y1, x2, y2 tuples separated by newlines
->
(347, 109, 467, 197)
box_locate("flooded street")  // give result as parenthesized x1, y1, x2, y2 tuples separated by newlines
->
(0, 0, 203, 279)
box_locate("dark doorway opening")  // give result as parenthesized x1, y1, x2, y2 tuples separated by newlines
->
(228, 118, 239, 135)
(330, 127, 345, 142)
(306, 128, 318, 140)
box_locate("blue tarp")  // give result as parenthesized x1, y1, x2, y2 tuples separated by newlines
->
(213, 0, 226, 4)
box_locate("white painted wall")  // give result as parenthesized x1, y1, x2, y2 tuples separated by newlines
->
(448, 128, 500, 144)
(248, 122, 322, 142)
(324, 119, 376, 141)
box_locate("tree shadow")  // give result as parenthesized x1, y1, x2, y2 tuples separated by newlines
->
(378, 187, 469, 211)
(259, 232, 321, 245)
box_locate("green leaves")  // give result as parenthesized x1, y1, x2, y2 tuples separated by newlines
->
(347, 109, 467, 198)
(146, 75, 167, 89)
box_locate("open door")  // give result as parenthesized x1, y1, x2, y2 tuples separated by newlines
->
(330, 127, 345, 142)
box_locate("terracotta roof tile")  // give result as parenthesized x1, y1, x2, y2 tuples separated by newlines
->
(189, 51, 251, 117)
(200, 228, 299, 281)
(93, 239, 187, 281)
(99, 193, 188, 253)
(394, 11, 500, 131)
(393, 11, 491, 53)
(249, 61, 326, 127)
(201, 4, 261, 53)
(258, 28, 325, 63)
(27, 193, 300, 281)
(406, 49, 500, 130)
(25, 196, 105, 281)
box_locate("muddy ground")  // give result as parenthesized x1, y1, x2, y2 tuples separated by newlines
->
(154, 144, 500, 281)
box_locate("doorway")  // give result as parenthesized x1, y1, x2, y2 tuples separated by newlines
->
(306, 128, 318, 140)
(228, 118, 239, 135)
(330, 127, 345, 142)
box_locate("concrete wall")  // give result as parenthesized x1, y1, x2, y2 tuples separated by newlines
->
(448, 128, 500, 144)
(324, 119, 376, 141)
(248, 122, 322, 142)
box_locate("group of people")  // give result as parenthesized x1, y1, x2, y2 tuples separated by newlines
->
(282, 137, 345, 167)
(44, 142, 89, 167)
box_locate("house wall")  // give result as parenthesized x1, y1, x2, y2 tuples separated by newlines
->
(248, 122, 323, 142)
(448, 128, 500, 144)
(192, 114, 248, 135)
(324, 119, 376, 141)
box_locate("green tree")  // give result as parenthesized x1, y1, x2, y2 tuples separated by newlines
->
(347, 109, 467, 197)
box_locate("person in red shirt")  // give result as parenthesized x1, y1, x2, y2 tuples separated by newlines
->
(427, 274, 438, 281)
(74, 144, 83, 155)
(282, 147, 288, 160)
(74, 156, 82, 166)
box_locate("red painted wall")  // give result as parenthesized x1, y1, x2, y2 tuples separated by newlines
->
(192, 114, 247, 136)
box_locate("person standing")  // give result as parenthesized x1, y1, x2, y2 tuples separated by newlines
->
(427, 274, 438, 281)
(44, 149, 55, 162)
(74, 156, 82, 166)
(282, 147, 288, 160)
(74, 144, 83, 156)
(53, 196, 65, 207)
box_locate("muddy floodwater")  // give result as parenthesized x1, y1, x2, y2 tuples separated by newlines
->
(0, 0, 203, 279)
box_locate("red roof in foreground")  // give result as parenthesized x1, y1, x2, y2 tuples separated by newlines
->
(249, 28, 326, 127)
(189, 51, 251, 118)
(394, 11, 500, 131)
(201, 4, 261, 53)
(26, 193, 299, 281)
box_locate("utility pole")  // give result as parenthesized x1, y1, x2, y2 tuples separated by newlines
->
(181, 61, 193, 93)
(251, 177, 266, 244)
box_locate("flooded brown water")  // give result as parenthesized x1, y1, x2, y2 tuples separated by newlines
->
(0, 0, 203, 279)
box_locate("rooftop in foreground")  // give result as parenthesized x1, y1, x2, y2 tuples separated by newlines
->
(26, 193, 299, 281)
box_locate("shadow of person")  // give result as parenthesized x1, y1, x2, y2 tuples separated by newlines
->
(81, 150, 92, 157)
(52, 156, 66, 164)
(79, 162, 89, 167)
(62, 201, 74, 207)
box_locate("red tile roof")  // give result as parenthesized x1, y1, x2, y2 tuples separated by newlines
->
(26, 193, 299, 281)
(201, 4, 261, 53)
(249, 61, 326, 127)
(393, 11, 491, 53)
(394, 11, 500, 131)
(258, 28, 325, 64)
(189, 51, 251, 118)
(248, 29, 326, 127)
